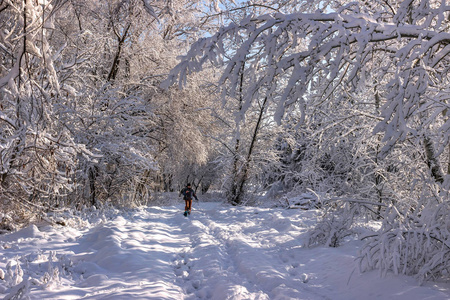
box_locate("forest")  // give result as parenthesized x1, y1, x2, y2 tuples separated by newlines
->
(1, 0, 450, 284)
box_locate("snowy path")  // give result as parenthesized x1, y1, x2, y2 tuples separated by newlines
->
(178, 205, 321, 299)
(1, 202, 449, 299)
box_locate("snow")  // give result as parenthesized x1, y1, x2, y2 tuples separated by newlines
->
(1, 201, 449, 299)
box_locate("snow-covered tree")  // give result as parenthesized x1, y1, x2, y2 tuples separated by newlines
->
(0, 0, 88, 217)
(1, 0, 232, 216)
(163, 0, 450, 281)
(163, 1, 323, 205)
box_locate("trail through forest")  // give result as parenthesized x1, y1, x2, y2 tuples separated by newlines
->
(1, 202, 448, 299)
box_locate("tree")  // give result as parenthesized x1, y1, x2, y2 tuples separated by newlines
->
(163, 0, 450, 281)
(163, 1, 317, 204)
(0, 0, 232, 215)
(0, 0, 87, 217)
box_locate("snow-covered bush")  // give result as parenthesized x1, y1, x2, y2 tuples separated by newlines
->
(359, 189, 450, 283)
(0, 214, 16, 233)
(306, 199, 365, 248)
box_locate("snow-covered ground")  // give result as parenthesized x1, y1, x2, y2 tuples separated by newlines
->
(1, 201, 449, 299)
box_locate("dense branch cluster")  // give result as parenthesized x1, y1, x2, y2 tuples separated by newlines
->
(1, 0, 450, 283)
(0, 0, 226, 219)
(165, 0, 450, 281)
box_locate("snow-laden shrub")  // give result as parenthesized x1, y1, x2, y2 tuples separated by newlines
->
(306, 214, 353, 248)
(2, 280, 30, 300)
(284, 192, 322, 210)
(306, 199, 365, 247)
(358, 197, 450, 283)
(3, 259, 24, 288)
(0, 214, 16, 233)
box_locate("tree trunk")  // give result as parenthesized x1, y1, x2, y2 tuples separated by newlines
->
(132, 169, 151, 204)
(227, 64, 244, 205)
(107, 23, 130, 82)
(374, 86, 384, 217)
(448, 143, 450, 175)
(88, 166, 97, 206)
(423, 136, 444, 184)
(231, 97, 268, 205)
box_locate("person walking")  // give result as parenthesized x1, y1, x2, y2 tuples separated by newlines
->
(180, 183, 198, 216)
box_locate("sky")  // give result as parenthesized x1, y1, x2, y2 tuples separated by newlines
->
(1, 198, 449, 299)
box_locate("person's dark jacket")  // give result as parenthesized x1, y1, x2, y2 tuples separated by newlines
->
(180, 187, 198, 201)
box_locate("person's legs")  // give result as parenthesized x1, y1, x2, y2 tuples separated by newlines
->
(183, 200, 192, 216)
